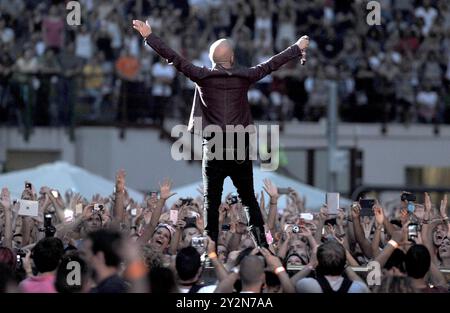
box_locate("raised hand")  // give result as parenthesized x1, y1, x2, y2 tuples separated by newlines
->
(82, 204, 94, 221)
(0, 187, 11, 210)
(373, 200, 385, 226)
(262, 178, 278, 199)
(400, 208, 409, 226)
(319, 204, 329, 221)
(159, 178, 176, 200)
(23, 250, 33, 276)
(296, 35, 309, 65)
(296, 35, 310, 50)
(424, 192, 432, 213)
(218, 204, 227, 225)
(351, 202, 361, 220)
(175, 219, 186, 230)
(260, 247, 282, 271)
(298, 225, 312, 238)
(132, 19, 152, 38)
(336, 208, 345, 227)
(116, 169, 126, 193)
(440, 194, 448, 219)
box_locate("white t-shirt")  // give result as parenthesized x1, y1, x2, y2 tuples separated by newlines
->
(124, 35, 140, 57)
(151, 62, 176, 97)
(75, 33, 93, 59)
(1, 27, 14, 43)
(106, 22, 122, 49)
(295, 277, 370, 293)
(417, 91, 438, 108)
(198, 285, 217, 293)
(415, 6, 438, 35)
(178, 284, 216, 293)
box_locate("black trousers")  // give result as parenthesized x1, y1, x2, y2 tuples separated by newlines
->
(202, 133, 264, 242)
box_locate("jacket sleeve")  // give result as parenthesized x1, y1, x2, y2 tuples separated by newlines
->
(144, 33, 207, 83)
(247, 44, 302, 83)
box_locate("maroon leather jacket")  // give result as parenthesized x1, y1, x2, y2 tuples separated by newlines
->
(145, 34, 302, 134)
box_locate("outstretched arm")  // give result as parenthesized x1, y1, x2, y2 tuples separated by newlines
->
(133, 20, 206, 82)
(247, 36, 309, 83)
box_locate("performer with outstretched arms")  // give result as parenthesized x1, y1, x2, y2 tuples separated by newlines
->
(133, 19, 309, 248)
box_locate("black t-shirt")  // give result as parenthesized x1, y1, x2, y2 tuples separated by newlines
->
(90, 274, 128, 293)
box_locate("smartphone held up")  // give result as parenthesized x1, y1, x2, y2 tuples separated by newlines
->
(359, 199, 375, 217)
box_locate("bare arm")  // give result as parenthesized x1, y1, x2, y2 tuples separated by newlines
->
(374, 229, 404, 268)
(267, 197, 278, 236)
(207, 238, 228, 282)
(46, 191, 65, 224)
(262, 179, 279, 235)
(371, 204, 386, 258)
(371, 227, 382, 258)
(345, 249, 360, 267)
(214, 272, 239, 293)
(21, 217, 33, 246)
(261, 247, 295, 293)
(344, 266, 366, 284)
(351, 204, 373, 258)
(314, 205, 328, 243)
(169, 220, 185, 255)
(422, 192, 439, 264)
(113, 169, 126, 224)
(277, 234, 291, 260)
(4, 207, 13, 250)
(0, 188, 14, 249)
(138, 179, 175, 245)
(138, 198, 164, 245)
(258, 191, 268, 223)
(428, 260, 447, 287)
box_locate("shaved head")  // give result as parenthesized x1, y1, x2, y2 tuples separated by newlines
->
(209, 39, 234, 67)
(240, 255, 265, 286)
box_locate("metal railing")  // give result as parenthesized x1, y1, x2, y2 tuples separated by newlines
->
(1, 73, 447, 142)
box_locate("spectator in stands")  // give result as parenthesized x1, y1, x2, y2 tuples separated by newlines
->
(1, 0, 449, 126)
(150, 59, 176, 126)
(115, 48, 140, 122)
(58, 43, 82, 126)
(417, 82, 439, 123)
(83, 54, 105, 119)
(42, 5, 65, 53)
(75, 25, 94, 61)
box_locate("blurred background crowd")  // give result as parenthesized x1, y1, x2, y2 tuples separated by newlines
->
(1, 0, 450, 131)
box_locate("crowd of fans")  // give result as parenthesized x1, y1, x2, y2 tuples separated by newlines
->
(1, 0, 450, 128)
(0, 170, 449, 293)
